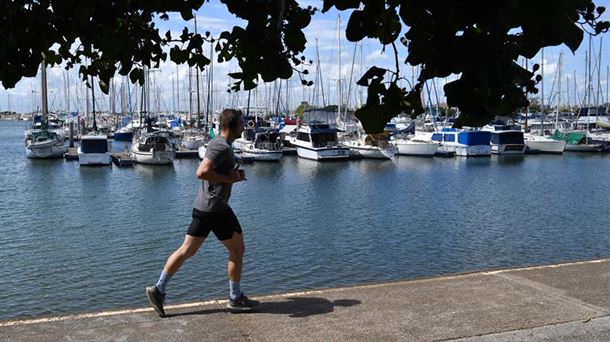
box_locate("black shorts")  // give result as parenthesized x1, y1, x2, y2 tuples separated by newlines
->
(187, 208, 242, 241)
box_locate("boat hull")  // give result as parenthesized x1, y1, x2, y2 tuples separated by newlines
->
(441, 144, 491, 157)
(564, 143, 603, 152)
(350, 146, 396, 159)
(396, 141, 439, 156)
(26, 142, 66, 159)
(491, 144, 527, 155)
(242, 150, 283, 161)
(130, 150, 175, 164)
(524, 139, 566, 154)
(459, 145, 491, 156)
(78, 151, 111, 166)
(295, 146, 350, 161)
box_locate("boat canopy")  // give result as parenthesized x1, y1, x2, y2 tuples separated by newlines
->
(491, 131, 524, 145)
(81, 139, 109, 153)
(457, 131, 491, 145)
(493, 124, 521, 131)
(309, 124, 343, 134)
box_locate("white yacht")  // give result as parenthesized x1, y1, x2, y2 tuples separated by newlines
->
(345, 132, 396, 159)
(130, 130, 176, 165)
(485, 125, 526, 154)
(233, 129, 283, 161)
(290, 123, 350, 161)
(78, 133, 111, 166)
(431, 128, 491, 156)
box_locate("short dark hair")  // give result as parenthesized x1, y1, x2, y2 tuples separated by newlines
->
(220, 109, 242, 130)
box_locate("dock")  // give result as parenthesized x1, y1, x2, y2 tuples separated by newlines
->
(64, 147, 79, 161)
(110, 152, 134, 167)
(2, 258, 609, 341)
(175, 147, 200, 159)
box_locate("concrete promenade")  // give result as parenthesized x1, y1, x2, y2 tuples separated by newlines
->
(1, 258, 610, 341)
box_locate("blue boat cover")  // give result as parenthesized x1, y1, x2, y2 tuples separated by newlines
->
(458, 131, 491, 145)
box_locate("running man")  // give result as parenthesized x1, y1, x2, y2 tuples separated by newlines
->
(146, 109, 258, 317)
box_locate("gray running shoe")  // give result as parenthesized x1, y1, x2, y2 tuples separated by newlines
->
(146, 286, 166, 317)
(227, 294, 259, 311)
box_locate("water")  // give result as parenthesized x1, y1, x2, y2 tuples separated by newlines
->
(1, 120, 610, 320)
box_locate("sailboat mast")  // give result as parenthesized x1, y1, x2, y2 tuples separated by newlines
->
(556, 52, 562, 128)
(524, 58, 529, 131)
(194, 15, 201, 128)
(540, 48, 544, 136)
(91, 75, 97, 132)
(40, 60, 49, 121)
(337, 15, 341, 125)
(207, 39, 213, 127)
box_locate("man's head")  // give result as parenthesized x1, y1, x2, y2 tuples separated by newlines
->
(219, 109, 244, 141)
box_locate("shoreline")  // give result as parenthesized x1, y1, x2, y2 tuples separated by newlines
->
(2, 257, 609, 341)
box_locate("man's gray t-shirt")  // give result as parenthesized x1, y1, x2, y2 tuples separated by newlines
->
(193, 136, 235, 212)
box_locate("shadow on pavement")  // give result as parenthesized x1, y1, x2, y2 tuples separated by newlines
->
(163, 308, 227, 318)
(165, 297, 361, 319)
(255, 297, 362, 318)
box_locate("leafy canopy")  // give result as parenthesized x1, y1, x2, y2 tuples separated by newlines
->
(0, 0, 607, 132)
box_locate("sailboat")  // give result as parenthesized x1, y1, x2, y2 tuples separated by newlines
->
(552, 39, 604, 152)
(130, 66, 176, 165)
(25, 62, 67, 159)
(524, 49, 567, 154)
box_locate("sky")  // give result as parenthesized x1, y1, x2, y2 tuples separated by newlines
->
(2, 0, 610, 114)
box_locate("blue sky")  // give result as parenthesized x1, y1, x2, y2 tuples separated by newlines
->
(2, 0, 610, 114)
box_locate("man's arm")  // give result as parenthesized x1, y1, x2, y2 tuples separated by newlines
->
(196, 158, 242, 183)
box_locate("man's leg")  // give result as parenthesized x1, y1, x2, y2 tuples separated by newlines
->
(222, 231, 244, 288)
(163, 234, 206, 278)
(147, 234, 205, 317)
(222, 232, 258, 310)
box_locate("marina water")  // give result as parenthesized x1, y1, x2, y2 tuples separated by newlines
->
(1, 119, 610, 320)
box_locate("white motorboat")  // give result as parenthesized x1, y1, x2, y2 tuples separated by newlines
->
(431, 128, 492, 157)
(485, 125, 527, 154)
(78, 133, 111, 166)
(130, 130, 176, 165)
(290, 123, 350, 161)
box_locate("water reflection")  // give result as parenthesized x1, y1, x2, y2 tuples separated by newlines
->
(133, 163, 176, 179)
(355, 159, 397, 174)
(295, 157, 349, 179)
(495, 155, 525, 166)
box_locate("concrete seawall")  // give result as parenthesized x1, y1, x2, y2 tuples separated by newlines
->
(2, 258, 610, 341)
